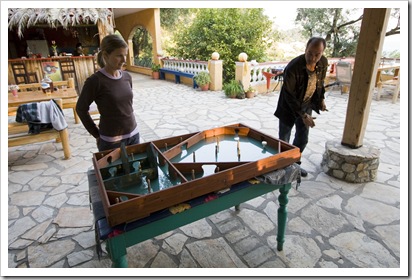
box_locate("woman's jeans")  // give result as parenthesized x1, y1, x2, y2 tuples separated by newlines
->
(97, 133, 140, 152)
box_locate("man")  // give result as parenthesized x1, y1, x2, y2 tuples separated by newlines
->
(73, 43, 84, 56)
(274, 37, 328, 177)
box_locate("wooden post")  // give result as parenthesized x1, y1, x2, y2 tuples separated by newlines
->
(341, 8, 391, 148)
(97, 18, 114, 42)
(54, 99, 71, 159)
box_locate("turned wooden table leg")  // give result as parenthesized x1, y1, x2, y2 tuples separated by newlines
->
(276, 183, 291, 251)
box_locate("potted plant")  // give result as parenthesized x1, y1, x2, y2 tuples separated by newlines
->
(223, 80, 244, 99)
(151, 64, 161, 79)
(194, 71, 211, 91)
(245, 85, 256, 98)
(8, 84, 19, 97)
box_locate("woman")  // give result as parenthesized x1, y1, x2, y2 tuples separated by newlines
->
(76, 34, 140, 151)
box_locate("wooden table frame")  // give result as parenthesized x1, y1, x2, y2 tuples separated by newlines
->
(8, 88, 78, 107)
(92, 124, 300, 227)
(88, 169, 293, 268)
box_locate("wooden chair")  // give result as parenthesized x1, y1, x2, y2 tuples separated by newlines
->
(59, 59, 79, 91)
(93, 55, 100, 73)
(335, 61, 352, 94)
(376, 73, 400, 103)
(53, 80, 80, 124)
(18, 83, 42, 92)
(89, 102, 100, 124)
(11, 62, 38, 84)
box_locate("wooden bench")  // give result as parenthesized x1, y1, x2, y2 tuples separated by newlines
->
(8, 99, 71, 159)
(159, 68, 198, 88)
(376, 75, 400, 103)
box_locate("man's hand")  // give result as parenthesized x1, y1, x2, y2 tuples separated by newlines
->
(321, 100, 328, 111)
(303, 113, 315, 128)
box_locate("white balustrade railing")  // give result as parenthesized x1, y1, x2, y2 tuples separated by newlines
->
(249, 61, 287, 87)
(161, 58, 209, 75)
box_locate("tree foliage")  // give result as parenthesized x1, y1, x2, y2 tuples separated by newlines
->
(295, 8, 362, 57)
(166, 8, 278, 83)
(132, 26, 153, 67)
(295, 8, 400, 58)
(386, 8, 400, 37)
(160, 8, 193, 31)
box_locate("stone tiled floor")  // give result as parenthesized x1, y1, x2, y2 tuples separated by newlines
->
(5, 73, 406, 277)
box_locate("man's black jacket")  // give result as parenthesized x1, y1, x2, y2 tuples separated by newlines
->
(274, 54, 328, 127)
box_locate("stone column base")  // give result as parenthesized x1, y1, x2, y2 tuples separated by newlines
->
(321, 140, 380, 183)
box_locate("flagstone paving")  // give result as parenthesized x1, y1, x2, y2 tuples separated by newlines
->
(6, 73, 404, 275)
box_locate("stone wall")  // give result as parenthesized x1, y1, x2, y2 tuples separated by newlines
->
(321, 140, 380, 183)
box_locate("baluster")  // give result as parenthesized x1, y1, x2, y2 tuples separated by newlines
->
(257, 67, 263, 83)
(190, 62, 194, 73)
(251, 66, 257, 83)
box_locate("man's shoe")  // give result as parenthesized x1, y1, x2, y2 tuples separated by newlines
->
(300, 167, 308, 177)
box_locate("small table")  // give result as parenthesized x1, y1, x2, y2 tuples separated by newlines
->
(8, 88, 78, 107)
(88, 164, 300, 268)
(262, 70, 283, 92)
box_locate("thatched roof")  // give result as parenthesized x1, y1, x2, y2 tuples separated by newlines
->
(8, 8, 113, 38)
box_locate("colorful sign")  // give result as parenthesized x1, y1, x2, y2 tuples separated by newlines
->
(41, 61, 62, 82)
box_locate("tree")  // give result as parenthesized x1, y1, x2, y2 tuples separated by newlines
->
(295, 8, 362, 57)
(132, 26, 153, 67)
(386, 8, 400, 37)
(166, 8, 278, 83)
(160, 8, 193, 31)
(295, 8, 400, 57)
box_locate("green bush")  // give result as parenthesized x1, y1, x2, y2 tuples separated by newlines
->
(194, 71, 211, 86)
(223, 80, 244, 98)
(167, 9, 277, 84)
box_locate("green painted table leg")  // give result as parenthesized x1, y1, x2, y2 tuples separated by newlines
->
(276, 183, 291, 251)
(106, 235, 128, 268)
